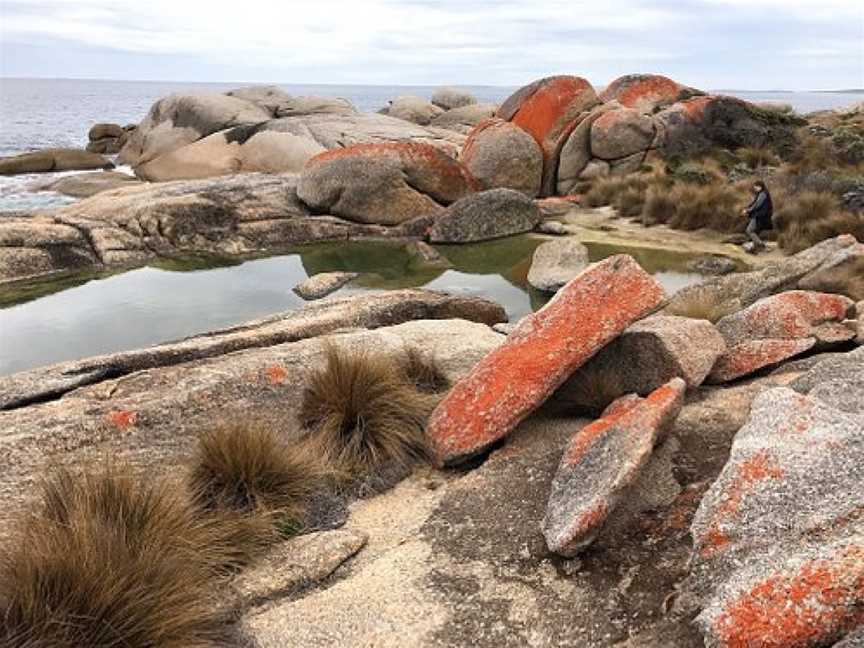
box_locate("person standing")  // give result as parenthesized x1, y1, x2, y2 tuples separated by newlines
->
(741, 180, 773, 252)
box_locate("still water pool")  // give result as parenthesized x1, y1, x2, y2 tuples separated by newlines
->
(0, 237, 707, 375)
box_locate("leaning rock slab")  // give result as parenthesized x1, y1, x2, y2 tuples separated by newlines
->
(708, 290, 855, 382)
(427, 188, 541, 243)
(460, 118, 543, 197)
(558, 315, 726, 412)
(689, 387, 864, 648)
(298, 142, 477, 226)
(543, 378, 686, 556)
(292, 272, 359, 300)
(526, 237, 589, 292)
(797, 241, 864, 302)
(426, 255, 666, 465)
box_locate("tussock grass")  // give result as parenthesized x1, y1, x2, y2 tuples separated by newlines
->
(0, 465, 254, 648)
(399, 347, 450, 394)
(737, 147, 781, 169)
(188, 424, 329, 526)
(666, 290, 738, 323)
(788, 134, 843, 174)
(774, 191, 864, 253)
(300, 343, 439, 474)
(641, 182, 748, 232)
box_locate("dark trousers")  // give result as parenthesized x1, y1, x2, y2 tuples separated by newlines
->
(746, 219, 764, 247)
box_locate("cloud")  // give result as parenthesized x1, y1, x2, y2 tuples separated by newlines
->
(1, 0, 861, 88)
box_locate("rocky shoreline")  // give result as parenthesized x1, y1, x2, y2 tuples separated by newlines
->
(1, 74, 863, 647)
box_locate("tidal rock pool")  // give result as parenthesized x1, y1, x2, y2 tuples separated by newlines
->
(0, 236, 708, 375)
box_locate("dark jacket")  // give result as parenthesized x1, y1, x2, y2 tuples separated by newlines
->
(746, 189, 774, 231)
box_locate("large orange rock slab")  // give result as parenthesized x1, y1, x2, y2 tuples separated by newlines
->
(543, 378, 686, 557)
(426, 255, 665, 466)
(599, 74, 703, 114)
(297, 142, 478, 225)
(496, 76, 600, 195)
(690, 386, 864, 647)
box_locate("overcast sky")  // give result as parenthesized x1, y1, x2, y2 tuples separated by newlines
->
(1, 0, 862, 90)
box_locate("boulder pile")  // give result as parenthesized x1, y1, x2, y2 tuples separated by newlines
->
(86, 122, 135, 155)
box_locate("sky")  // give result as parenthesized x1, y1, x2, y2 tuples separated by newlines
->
(0, 0, 862, 90)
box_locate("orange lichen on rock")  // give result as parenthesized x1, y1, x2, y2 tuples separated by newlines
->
(603, 75, 684, 111)
(427, 255, 665, 466)
(712, 546, 864, 648)
(508, 76, 596, 151)
(708, 338, 816, 383)
(107, 409, 138, 429)
(264, 364, 288, 385)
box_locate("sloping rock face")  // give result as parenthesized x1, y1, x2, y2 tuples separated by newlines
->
(666, 235, 860, 316)
(789, 346, 864, 414)
(45, 171, 141, 197)
(689, 385, 864, 648)
(460, 118, 543, 196)
(558, 315, 727, 412)
(0, 301, 506, 530)
(543, 378, 686, 557)
(599, 74, 704, 114)
(429, 103, 497, 134)
(426, 255, 665, 466)
(385, 95, 445, 125)
(526, 237, 590, 292)
(798, 241, 864, 302)
(709, 290, 855, 383)
(496, 76, 601, 195)
(0, 149, 113, 175)
(0, 174, 420, 285)
(427, 188, 541, 243)
(298, 142, 478, 225)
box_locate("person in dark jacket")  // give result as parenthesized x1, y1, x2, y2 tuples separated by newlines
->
(741, 180, 773, 252)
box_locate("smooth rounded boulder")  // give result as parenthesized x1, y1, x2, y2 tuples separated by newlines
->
(460, 118, 543, 197)
(590, 107, 657, 161)
(600, 74, 703, 114)
(384, 96, 444, 126)
(427, 188, 541, 243)
(426, 254, 666, 466)
(0, 149, 113, 175)
(225, 85, 294, 116)
(431, 87, 478, 111)
(297, 142, 477, 226)
(430, 103, 497, 134)
(526, 238, 590, 292)
(496, 76, 601, 194)
(556, 104, 616, 194)
(274, 96, 357, 118)
(119, 92, 271, 166)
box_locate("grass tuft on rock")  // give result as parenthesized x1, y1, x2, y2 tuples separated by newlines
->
(399, 346, 450, 394)
(300, 343, 438, 475)
(0, 465, 253, 648)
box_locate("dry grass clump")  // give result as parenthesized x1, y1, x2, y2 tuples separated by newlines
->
(665, 289, 739, 323)
(787, 134, 843, 173)
(584, 175, 629, 207)
(188, 424, 329, 526)
(737, 146, 781, 169)
(300, 343, 439, 474)
(0, 466, 252, 648)
(399, 347, 450, 393)
(774, 191, 864, 253)
(641, 182, 748, 232)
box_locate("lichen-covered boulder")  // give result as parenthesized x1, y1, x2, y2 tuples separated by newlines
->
(558, 315, 727, 412)
(689, 386, 864, 648)
(496, 76, 601, 195)
(428, 188, 540, 243)
(298, 142, 477, 226)
(590, 107, 657, 161)
(385, 95, 445, 126)
(134, 125, 326, 181)
(599, 74, 704, 114)
(556, 104, 616, 194)
(543, 378, 686, 556)
(0, 149, 113, 175)
(709, 290, 855, 383)
(431, 87, 478, 111)
(430, 103, 497, 134)
(526, 238, 590, 292)
(426, 255, 666, 465)
(460, 118, 543, 197)
(119, 92, 272, 166)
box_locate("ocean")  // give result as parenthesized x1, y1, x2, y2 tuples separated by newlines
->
(0, 77, 862, 211)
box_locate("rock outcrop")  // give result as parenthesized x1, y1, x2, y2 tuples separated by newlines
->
(384, 95, 445, 126)
(689, 383, 864, 648)
(426, 255, 666, 465)
(298, 142, 477, 226)
(0, 149, 113, 175)
(44, 171, 142, 197)
(429, 103, 497, 134)
(708, 290, 855, 383)
(427, 188, 541, 243)
(599, 74, 703, 114)
(292, 271, 359, 300)
(431, 87, 478, 111)
(460, 118, 543, 197)
(526, 237, 590, 292)
(543, 378, 686, 556)
(86, 122, 134, 155)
